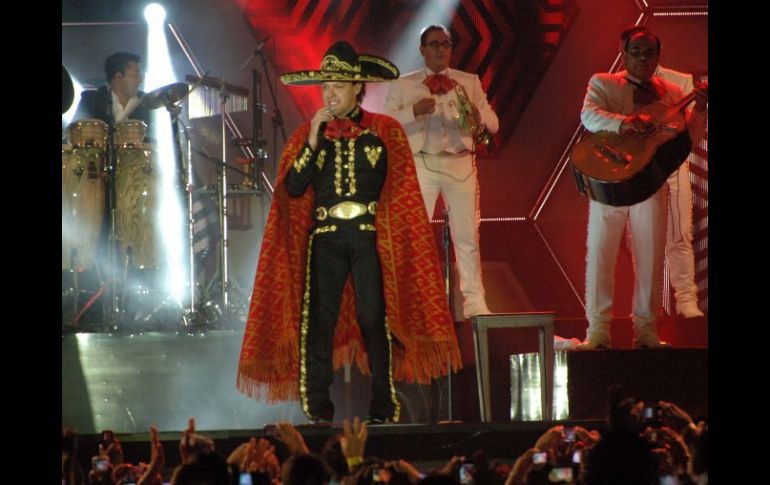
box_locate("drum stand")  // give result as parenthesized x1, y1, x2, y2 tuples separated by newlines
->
(183, 144, 253, 327)
(175, 113, 254, 328)
(104, 126, 121, 330)
(217, 84, 231, 314)
(147, 100, 191, 326)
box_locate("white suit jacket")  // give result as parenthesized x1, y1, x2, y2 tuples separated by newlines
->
(580, 70, 685, 134)
(383, 68, 499, 155)
(656, 66, 694, 96)
(581, 69, 705, 145)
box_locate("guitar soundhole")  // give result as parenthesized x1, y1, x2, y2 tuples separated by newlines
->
(593, 144, 630, 169)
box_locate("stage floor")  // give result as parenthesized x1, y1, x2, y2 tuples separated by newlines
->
(63, 315, 707, 434)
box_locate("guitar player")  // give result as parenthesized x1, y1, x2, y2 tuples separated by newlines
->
(619, 26, 706, 320)
(576, 27, 708, 350)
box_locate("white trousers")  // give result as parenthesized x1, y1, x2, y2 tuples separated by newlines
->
(585, 186, 667, 338)
(665, 162, 699, 307)
(415, 152, 488, 316)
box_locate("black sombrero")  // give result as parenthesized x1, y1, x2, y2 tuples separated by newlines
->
(281, 41, 399, 86)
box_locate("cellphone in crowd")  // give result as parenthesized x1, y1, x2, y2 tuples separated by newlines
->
(643, 407, 655, 419)
(643, 406, 662, 427)
(572, 450, 582, 464)
(371, 467, 383, 482)
(532, 452, 548, 465)
(264, 424, 278, 437)
(563, 427, 576, 442)
(459, 463, 474, 484)
(548, 467, 574, 482)
(660, 475, 680, 485)
(239, 472, 253, 485)
(94, 458, 110, 472)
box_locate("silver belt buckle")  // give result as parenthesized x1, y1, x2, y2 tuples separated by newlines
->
(328, 201, 367, 220)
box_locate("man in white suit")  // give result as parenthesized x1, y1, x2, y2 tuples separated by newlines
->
(576, 28, 707, 350)
(384, 24, 499, 319)
(621, 26, 705, 319)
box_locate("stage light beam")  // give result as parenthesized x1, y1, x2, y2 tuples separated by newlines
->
(143, 3, 187, 306)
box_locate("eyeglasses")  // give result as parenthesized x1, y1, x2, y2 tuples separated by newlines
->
(625, 48, 658, 59)
(423, 40, 453, 49)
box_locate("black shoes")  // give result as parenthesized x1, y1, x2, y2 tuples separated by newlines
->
(309, 416, 333, 426)
(364, 415, 391, 425)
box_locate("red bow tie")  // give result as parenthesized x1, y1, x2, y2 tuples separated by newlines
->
(423, 74, 455, 95)
(324, 118, 362, 139)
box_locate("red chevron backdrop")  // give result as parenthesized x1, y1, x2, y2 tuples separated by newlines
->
(242, 0, 579, 153)
(241, 0, 708, 321)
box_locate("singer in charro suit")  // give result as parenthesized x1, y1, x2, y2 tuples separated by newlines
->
(237, 41, 460, 425)
(383, 24, 499, 319)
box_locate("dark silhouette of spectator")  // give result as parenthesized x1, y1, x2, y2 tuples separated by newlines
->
(281, 453, 331, 485)
(171, 449, 230, 485)
(583, 429, 658, 485)
(62, 427, 87, 485)
(321, 434, 350, 482)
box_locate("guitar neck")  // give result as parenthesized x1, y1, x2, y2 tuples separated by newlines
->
(671, 87, 703, 112)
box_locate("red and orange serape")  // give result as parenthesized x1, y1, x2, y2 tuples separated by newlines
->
(237, 110, 461, 402)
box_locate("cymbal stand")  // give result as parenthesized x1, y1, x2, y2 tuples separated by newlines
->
(217, 81, 231, 312)
(183, 116, 196, 320)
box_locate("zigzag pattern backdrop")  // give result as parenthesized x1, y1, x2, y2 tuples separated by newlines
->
(242, 0, 579, 154)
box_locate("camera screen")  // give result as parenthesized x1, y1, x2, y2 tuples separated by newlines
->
(644, 407, 654, 419)
(572, 450, 582, 464)
(239, 472, 253, 485)
(372, 467, 384, 483)
(549, 467, 574, 482)
(459, 464, 474, 484)
(532, 452, 548, 464)
(563, 427, 575, 442)
(659, 475, 680, 485)
(95, 459, 110, 472)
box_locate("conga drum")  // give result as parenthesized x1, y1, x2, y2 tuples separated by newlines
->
(62, 142, 106, 271)
(67, 118, 108, 149)
(115, 120, 147, 148)
(115, 143, 159, 269)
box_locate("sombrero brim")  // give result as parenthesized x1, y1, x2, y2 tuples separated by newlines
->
(281, 54, 399, 86)
(281, 71, 394, 85)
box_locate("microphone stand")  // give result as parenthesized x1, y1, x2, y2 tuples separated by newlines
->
(256, 47, 287, 179)
(250, 68, 267, 194)
(441, 208, 454, 422)
(240, 39, 287, 189)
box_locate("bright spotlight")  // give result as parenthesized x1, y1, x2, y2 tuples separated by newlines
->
(144, 3, 166, 23)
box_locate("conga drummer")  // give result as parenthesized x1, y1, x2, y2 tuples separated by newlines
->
(63, 51, 189, 325)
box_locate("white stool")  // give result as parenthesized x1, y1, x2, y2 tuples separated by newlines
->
(471, 312, 556, 422)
